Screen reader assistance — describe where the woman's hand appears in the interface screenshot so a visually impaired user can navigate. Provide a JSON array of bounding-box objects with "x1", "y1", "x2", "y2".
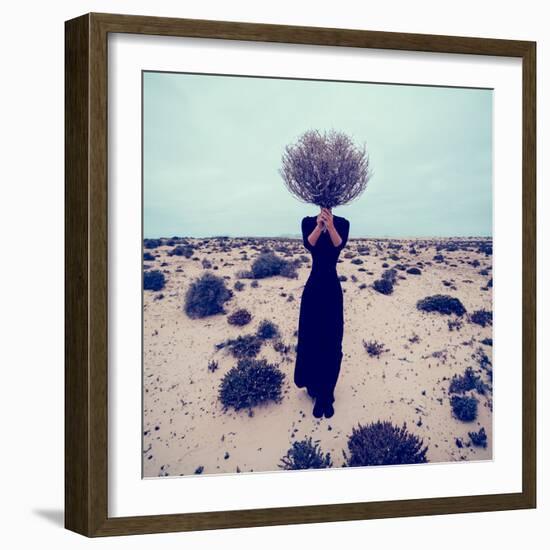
[{"x1": 319, "y1": 208, "x2": 334, "y2": 231}]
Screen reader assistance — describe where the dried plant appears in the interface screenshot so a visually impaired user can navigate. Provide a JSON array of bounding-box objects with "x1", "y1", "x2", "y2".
[
  {"x1": 218, "y1": 358, "x2": 285, "y2": 412},
  {"x1": 343, "y1": 421, "x2": 428, "y2": 466},
  {"x1": 279, "y1": 129, "x2": 372, "y2": 208},
  {"x1": 279, "y1": 437, "x2": 333, "y2": 470}
]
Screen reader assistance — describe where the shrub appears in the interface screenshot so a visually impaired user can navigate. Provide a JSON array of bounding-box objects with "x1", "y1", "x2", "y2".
[
  {"x1": 236, "y1": 269, "x2": 254, "y2": 279},
  {"x1": 143, "y1": 251, "x2": 156, "y2": 262},
  {"x1": 251, "y1": 252, "x2": 297, "y2": 279},
  {"x1": 382, "y1": 268, "x2": 398, "y2": 284},
  {"x1": 218, "y1": 358, "x2": 285, "y2": 412},
  {"x1": 234, "y1": 280, "x2": 245, "y2": 291},
  {"x1": 257, "y1": 319, "x2": 279, "y2": 340},
  {"x1": 227, "y1": 309, "x2": 252, "y2": 326},
  {"x1": 279, "y1": 260, "x2": 299, "y2": 279},
  {"x1": 448, "y1": 318, "x2": 463, "y2": 331},
  {"x1": 478, "y1": 242, "x2": 493, "y2": 256},
  {"x1": 279, "y1": 438, "x2": 333, "y2": 470},
  {"x1": 343, "y1": 421, "x2": 428, "y2": 466},
  {"x1": 469, "y1": 309, "x2": 493, "y2": 327},
  {"x1": 468, "y1": 427, "x2": 488, "y2": 448},
  {"x1": 143, "y1": 270, "x2": 166, "y2": 291},
  {"x1": 220, "y1": 334, "x2": 263, "y2": 358},
  {"x1": 406, "y1": 267, "x2": 421, "y2": 275},
  {"x1": 184, "y1": 272, "x2": 232, "y2": 318},
  {"x1": 363, "y1": 340, "x2": 386, "y2": 357},
  {"x1": 144, "y1": 238, "x2": 162, "y2": 249},
  {"x1": 473, "y1": 347, "x2": 492, "y2": 371},
  {"x1": 207, "y1": 360, "x2": 219, "y2": 373},
  {"x1": 273, "y1": 339, "x2": 291, "y2": 354},
  {"x1": 351, "y1": 258, "x2": 364, "y2": 265},
  {"x1": 416, "y1": 294, "x2": 466, "y2": 316},
  {"x1": 373, "y1": 278, "x2": 393, "y2": 295},
  {"x1": 449, "y1": 367, "x2": 486, "y2": 395},
  {"x1": 201, "y1": 258, "x2": 212, "y2": 269},
  {"x1": 169, "y1": 244, "x2": 194, "y2": 258},
  {"x1": 450, "y1": 395, "x2": 478, "y2": 422}
]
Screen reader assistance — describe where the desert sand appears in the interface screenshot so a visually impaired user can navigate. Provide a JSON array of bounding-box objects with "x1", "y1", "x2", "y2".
[{"x1": 143, "y1": 236, "x2": 493, "y2": 477}]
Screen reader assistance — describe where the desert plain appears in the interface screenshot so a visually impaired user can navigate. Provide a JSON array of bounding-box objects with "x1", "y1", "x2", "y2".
[{"x1": 143, "y1": 235, "x2": 493, "y2": 478}]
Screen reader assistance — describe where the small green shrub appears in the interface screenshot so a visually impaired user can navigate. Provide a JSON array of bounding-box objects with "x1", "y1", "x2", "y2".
[
  {"x1": 143, "y1": 251, "x2": 156, "y2": 262},
  {"x1": 449, "y1": 367, "x2": 486, "y2": 395},
  {"x1": 184, "y1": 272, "x2": 232, "y2": 318},
  {"x1": 144, "y1": 238, "x2": 162, "y2": 249},
  {"x1": 257, "y1": 319, "x2": 279, "y2": 340},
  {"x1": 143, "y1": 270, "x2": 165, "y2": 291},
  {"x1": 251, "y1": 252, "x2": 296, "y2": 279},
  {"x1": 169, "y1": 244, "x2": 194, "y2": 258},
  {"x1": 382, "y1": 268, "x2": 398, "y2": 284},
  {"x1": 279, "y1": 437, "x2": 333, "y2": 470},
  {"x1": 468, "y1": 427, "x2": 488, "y2": 448},
  {"x1": 207, "y1": 360, "x2": 218, "y2": 372},
  {"x1": 373, "y1": 278, "x2": 393, "y2": 295},
  {"x1": 363, "y1": 340, "x2": 386, "y2": 357},
  {"x1": 234, "y1": 280, "x2": 245, "y2": 291},
  {"x1": 448, "y1": 318, "x2": 463, "y2": 331},
  {"x1": 218, "y1": 357, "x2": 285, "y2": 412},
  {"x1": 417, "y1": 294, "x2": 466, "y2": 316},
  {"x1": 343, "y1": 421, "x2": 428, "y2": 466},
  {"x1": 469, "y1": 309, "x2": 493, "y2": 327},
  {"x1": 406, "y1": 267, "x2": 422, "y2": 275},
  {"x1": 227, "y1": 309, "x2": 252, "y2": 326},
  {"x1": 220, "y1": 334, "x2": 263, "y2": 358},
  {"x1": 450, "y1": 395, "x2": 478, "y2": 422}
]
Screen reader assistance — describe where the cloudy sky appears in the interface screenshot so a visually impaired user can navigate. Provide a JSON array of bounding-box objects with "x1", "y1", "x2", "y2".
[{"x1": 143, "y1": 71, "x2": 492, "y2": 238}]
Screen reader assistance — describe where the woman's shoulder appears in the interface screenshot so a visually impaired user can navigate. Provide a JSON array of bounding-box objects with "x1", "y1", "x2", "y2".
[{"x1": 334, "y1": 215, "x2": 350, "y2": 226}]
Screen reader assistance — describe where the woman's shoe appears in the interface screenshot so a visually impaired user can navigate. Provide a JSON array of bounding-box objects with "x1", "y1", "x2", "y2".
[
  {"x1": 324, "y1": 402, "x2": 334, "y2": 418},
  {"x1": 312, "y1": 400, "x2": 324, "y2": 418}
]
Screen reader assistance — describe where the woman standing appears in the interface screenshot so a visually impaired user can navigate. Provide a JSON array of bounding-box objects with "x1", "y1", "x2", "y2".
[{"x1": 294, "y1": 206, "x2": 350, "y2": 418}]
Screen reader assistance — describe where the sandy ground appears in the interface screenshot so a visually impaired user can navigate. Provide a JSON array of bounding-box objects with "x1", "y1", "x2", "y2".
[{"x1": 143, "y1": 236, "x2": 493, "y2": 478}]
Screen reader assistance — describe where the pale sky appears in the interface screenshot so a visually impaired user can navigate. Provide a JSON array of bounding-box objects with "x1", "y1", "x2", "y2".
[{"x1": 143, "y1": 71, "x2": 492, "y2": 238}]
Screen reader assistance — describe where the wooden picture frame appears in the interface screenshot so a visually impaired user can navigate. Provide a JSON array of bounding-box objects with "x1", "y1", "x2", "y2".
[{"x1": 65, "y1": 12, "x2": 536, "y2": 537}]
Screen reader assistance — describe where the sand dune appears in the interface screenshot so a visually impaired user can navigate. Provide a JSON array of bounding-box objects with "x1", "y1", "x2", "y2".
[{"x1": 143, "y1": 236, "x2": 493, "y2": 478}]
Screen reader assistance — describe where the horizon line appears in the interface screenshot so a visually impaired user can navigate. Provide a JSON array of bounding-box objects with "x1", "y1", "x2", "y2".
[{"x1": 143, "y1": 235, "x2": 493, "y2": 240}]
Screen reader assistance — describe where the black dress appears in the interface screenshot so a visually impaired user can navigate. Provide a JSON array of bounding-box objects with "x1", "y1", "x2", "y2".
[{"x1": 294, "y1": 214, "x2": 350, "y2": 406}]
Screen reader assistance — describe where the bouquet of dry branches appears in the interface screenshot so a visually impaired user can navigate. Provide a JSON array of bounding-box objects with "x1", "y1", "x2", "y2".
[{"x1": 279, "y1": 129, "x2": 372, "y2": 209}]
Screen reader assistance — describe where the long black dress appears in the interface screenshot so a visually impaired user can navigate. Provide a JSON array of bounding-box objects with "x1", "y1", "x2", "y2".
[{"x1": 294, "y1": 214, "x2": 350, "y2": 406}]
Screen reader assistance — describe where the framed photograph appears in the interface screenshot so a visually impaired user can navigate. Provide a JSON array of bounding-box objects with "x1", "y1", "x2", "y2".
[{"x1": 65, "y1": 12, "x2": 536, "y2": 537}]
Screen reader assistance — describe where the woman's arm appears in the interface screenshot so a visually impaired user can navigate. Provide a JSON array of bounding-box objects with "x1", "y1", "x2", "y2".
[
  {"x1": 302, "y1": 216, "x2": 323, "y2": 250},
  {"x1": 307, "y1": 222, "x2": 323, "y2": 248},
  {"x1": 326, "y1": 224, "x2": 343, "y2": 248},
  {"x1": 321, "y1": 209, "x2": 347, "y2": 248}
]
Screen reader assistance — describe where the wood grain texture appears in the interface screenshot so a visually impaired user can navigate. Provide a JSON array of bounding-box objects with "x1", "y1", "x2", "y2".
[
  {"x1": 65, "y1": 13, "x2": 90, "y2": 535},
  {"x1": 64, "y1": 12, "x2": 537, "y2": 537}
]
